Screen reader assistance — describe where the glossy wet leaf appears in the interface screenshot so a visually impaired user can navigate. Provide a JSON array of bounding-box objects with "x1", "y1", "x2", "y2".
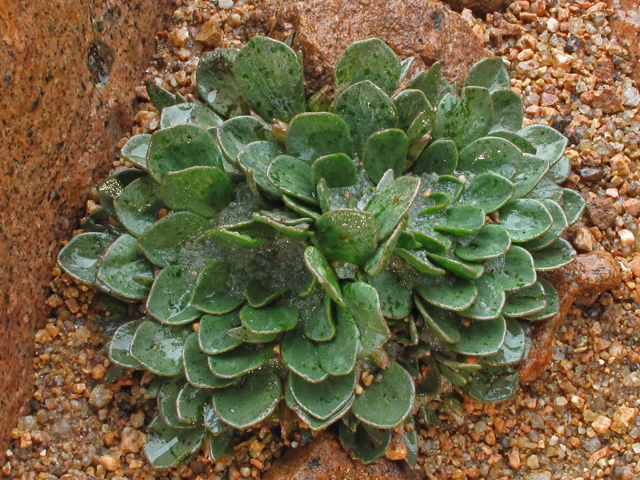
[
  {"x1": 207, "y1": 429, "x2": 235, "y2": 461},
  {"x1": 449, "y1": 315, "x2": 507, "y2": 356},
  {"x1": 464, "y1": 368, "x2": 520, "y2": 403},
  {"x1": 489, "y1": 130, "x2": 536, "y2": 154},
  {"x1": 393, "y1": 89, "x2": 432, "y2": 132},
  {"x1": 143, "y1": 377, "x2": 165, "y2": 400},
  {"x1": 434, "y1": 353, "x2": 482, "y2": 373},
  {"x1": 304, "y1": 246, "x2": 345, "y2": 307},
  {"x1": 114, "y1": 176, "x2": 165, "y2": 237},
  {"x1": 547, "y1": 155, "x2": 571, "y2": 184},
  {"x1": 362, "y1": 129, "x2": 408, "y2": 184},
  {"x1": 511, "y1": 154, "x2": 549, "y2": 199},
  {"x1": 334, "y1": 80, "x2": 398, "y2": 157},
  {"x1": 217, "y1": 116, "x2": 276, "y2": 165},
  {"x1": 208, "y1": 342, "x2": 274, "y2": 378},
  {"x1": 485, "y1": 246, "x2": 537, "y2": 291},
  {"x1": 334, "y1": 38, "x2": 401, "y2": 97},
  {"x1": 176, "y1": 383, "x2": 211, "y2": 424},
  {"x1": 289, "y1": 370, "x2": 357, "y2": 420},
  {"x1": 413, "y1": 139, "x2": 458, "y2": 176},
  {"x1": 97, "y1": 234, "x2": 154, "y2": 300},
  {"x1": 406, "y1": 109, "x2": 435, "y2": 145},
  {"x1": 532, "y1": 237, "x2": 576, "y2": 271},
  {"x1": 283, "y1": 194, "x2": 321, "y2": 220},
  {"x1": 161, "y1": 166, "x2": 234, "y2": 218},
  {"x1": 500, "y1": 199, "x2": 553, "y2": 243},
  {"x1": 237, "y1": 141, "x2": 285, "y2": 199},
  {"x1": 365, "y1": 176, "x2": 420, "y2": 240},
  {"x1": 57, "y1": 232, "x2": 116, "y2": 285},
  {"x1": 503, "y1": 282, "x2": 546, "y2": 317},
  {"x1": 562, "y1": 188, "x2": 586, "y2": 226},
  {"x1": 428, "y1": 252, "x2": 484, "y2": 280},
  {"x1": 365, "y1": 221, "x2": 404, "y2": 276},
  {"x1": 415, "y1": 273, "x2": 478, "y2": 312},
  {"x1": 286, "y1": 112, "x2": 354, "y2": 163},
  {"x1": 243, "y1": 278, "x2": 288, "y2": 308},
  {"x1": 340, "y1": 423, "x2": 392, "y2": 465},
  {"x1": 457, "y1": 136, "x2": 522, "y2": 179},
  {"x1": 146, "y1": 78, "x2": 182, "y2": 110},
  {"x1": 267, "y1": 155, "x2": 316, "y2": 204},
  {"x1": 458, "y1": 172, "x2": 514, "y2": 213},
  {"x1": 311, "y1": 153, "x2": 357, "y2": 191},
  {"x1": 464, "y1": 57, "x2": 510, "y2": 92},
  {"x1": 523, "y1": 278, "x2": 559, "y2": 321},
  {"x1": 147, "y1": 124, "x2": 223, "y2": 182},
  {"x1": 454, "y1": 224, "x2": 511, "y2": 261},
  {"x1": 144, "y1": 416, "x2": 206, "y2": 469},
  {"x1": 482, "y1": 318, "x2": 526, "y2": 366},
  {"x1": 196, "y1": 48, "x2": 249, "y2": 117},
  {"x1": 109, "y1": 319, "x2": 144, "y2": 369},
  {"x1": 131, "y1": 320, "x2": 191, "y2": 376},
  {"x1": 519, "y1": 124, "x2": 568, "y2": 164},
  {"x1": 490, "y1": 88, "x2": 523, "y2": 132},
  {"x1": 281, "y1": 328, "x2": 328, "y2": 383},
  {"x1": 234, "y1": 36, "x2": 305, "y2": 122},
  {"x1": 366, "y1": 268, "x2": 412, "y2": 319},
  {"x1": 139, "y1": 212, "x2": 210, "y2": 267},
  {"x1": 459, "y1": 275, "x2": 505, "y2": 320},
  {"x1": 183, "y1": 333, "x2": 236, "y2": 389},
  {"x1": 198, "y1": 312, "x2": 243, "y2": 354},
  {"x1": 147, "y1": 266, "x2": 201, "y2": 325},
  {"x1": 240, "y1": 304, "x2": 299, "y2": 334},
  {"x1": 252, "y1": 212, "x2": 312, "y2": 239},
  {"x1": 191, "y1": 262, "x2": 245, "y2": 314},
  {"x1": 432, "y1": 87, "x2": 493, "y2": 149},
  {"x1": 314, "y1": 209, "x2": 378, "y2": 264},
  {"x1": 120, "y1": 134, "x2": 151, "y2": 169},
  {"x1": 212, "y1": 368, "x2": 282, "y2": 428},
  {"x1": 317, "y1": 305, "x2": 359, "y2": 375},
  {"x1": 526, "y1": 175, "x2": 564, "y2": 201},
  {"x1": 433, "y1": 205, "x2": 485, "y2": 235},
  {"x1": 286, "y1": 384, "x2": 353, "y2": 431},
  {"x1": 160, "y1": 103, "x2": 223, "y2": 129},
  {"x1": 521, "y1": 199, "x2": 568, "y2": 251},
  {"x1": 226, "y1": 326, "x2": 277, "y2": 343},
  {"x1": 97, "y1": 169, "x2": 146, "y2": 218},
  {"x1": 395, "y1": 248, "x2": 445, "y2": 275},
  {"x1": 342, "y1": 281, "x2": 391, "y2": 355},
  {"x1": 303, "y1": 293, "x2": 335, "y2": 341},
  {"x1": 202, "y1": 403, "x2": 231, "y2": 436},
  {"x1": 352, "y1": 361, "x2": 414, "y2": 428}
]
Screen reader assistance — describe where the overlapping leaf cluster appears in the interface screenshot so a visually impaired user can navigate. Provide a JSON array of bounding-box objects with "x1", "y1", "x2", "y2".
[{"x1": 57, "y1": 36, "x2": 585, "y2": 467}]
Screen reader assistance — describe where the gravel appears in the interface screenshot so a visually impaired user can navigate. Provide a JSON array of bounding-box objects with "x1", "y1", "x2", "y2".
[{"x1": 4, "y1": 0, "x2": 640, "y2": 479}]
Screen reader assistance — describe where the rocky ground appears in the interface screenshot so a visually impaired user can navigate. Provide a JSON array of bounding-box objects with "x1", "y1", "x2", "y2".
[{"x1": 3, "y1": 0, "x2": 640, "y2": 479}]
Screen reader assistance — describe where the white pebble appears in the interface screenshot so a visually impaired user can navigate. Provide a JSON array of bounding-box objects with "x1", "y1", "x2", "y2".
[
  {"x1": 622, "y1": 86, "x2": 640, "y2": 108},
  {"x1": 547, "y1": 18, "x2": 559, "y2": 33},
  {"x1": 618, "y1": 229, "x2": 635, "y2": 247},
  {"x1": 219, "y1": 0, "x2": 234, "y2": 9},
  {"x1": 605, "y1": 188, "x2": 619, "y2": 199}
]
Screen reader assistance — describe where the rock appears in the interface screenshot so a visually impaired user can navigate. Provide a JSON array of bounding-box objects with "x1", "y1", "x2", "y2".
[
  {"x1": 593, "y1": 55, "x2": 614, "y2": 84},
  {"x1": 624, "y1": 198, "x2": 640, "y2": 217},
  {"x1": 622, "y1": 86, "x2": 640, "y2": 107},
  {"x1": 519, "y1": 252, "x2": 621, "y2": 382},
  {"x1": 196, "y1": 18, "x2": 224, "y2": 47},
  {"x1": 586, "y1": 196, "x2": 617, "y2": 229},
  {"x1": 244, "y1": 0, "x2": 487, "y2": 96},
  {"x1": 612, "y1": 407, "x2": 636, "y2": 434},
  {"x1": 120, "y1": 426, "x2": 147, "y2": 453},
  {"x1": 89, "y1": 385, "x2": 114, "y2": 409},
  {"x1": 262, "y1": 431, "x2": 420, "y2": 480},
  {"x1": 578, "y1": 167, "x2": 603, "y2": 182},
  {"x1": 591, "y1": 415, "x2": 612, "y2": 434},
  {"x1": 607, "y1": 0, "x2": 640, "y2": 83},
  {"x1": 170, "y1": 27, "x2": 190, "y2": 48},
  {"x1": 99, "y1": 454, "x2": 120, "y2": 472},
  {"x1": 589, "y1": 87, "x2": 624, "y2": 114},
  {"x1": 571, "y1": 227, "x2": 595, "y2": 252},
  {"x1": 619, "y1": 229, "x2": 636, "y2": 247},
  {"x1": 507, "y1": 449, "x2": 521, "y2": 468},
  {"x1": 441, "y1": 0, "x2": 511, "y2": 15},
  {"x1": 629, "y1": 255, "x2": 640, "y2": 277}
]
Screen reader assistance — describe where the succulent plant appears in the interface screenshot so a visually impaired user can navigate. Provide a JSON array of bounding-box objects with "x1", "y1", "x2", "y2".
[{"x1": 57, "y1": 36, "x2": 585, "y2": 468}]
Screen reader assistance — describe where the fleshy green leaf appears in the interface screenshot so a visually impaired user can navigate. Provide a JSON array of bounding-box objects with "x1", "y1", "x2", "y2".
[
  {"x1": 114, "y1": 176, "x2": 166, "y2": 237},
  {"x1": 511, "y1": 154, "x2": 550, "y2": 199},
  {"x1": 240, "y1": 304, "x2": 299, "y2": 334},
  {"x1": 130, "y1": 320, "x2": 191, "y2": 376},
  {"x1": 191, "y1": 262, "x2": 246, "y2": 315},
  {"x1": 458, "y1": 172, "x2": 514, "y2": 213},
  {"x1": 97, "y1": 169, "x2": 146, "y2": 218},
  {"x1": 342, "y1": 281, "x2": 391, "y2": 355},
  {"x1": 147, "y1": 266, "x2": 201, "y2": 325},
  {"x1": 244, "y1": 278, "x2": 289, "y2": 308},
  {"x1": 311, "y1": 153, "x2": 357, "y2": 191},
  {"x1": 208, "y1": 343, "x2": 274, "y2": 379},
  {"x1": 415, "y1": 273, "x2": 478, "y2": 312},
  {"x1": 503, "y1": 282, "x2": 546, "y2": 317},
  {"x1": 160, "y1": 103, "x2": 223, "y2": 129},
  {"x1": 457, "y1": 136, "x2": 522, "y2": 179},
  {"x1": 526, "y1": 175, "x2": 564, "y2": 201},
  {"x1": 464, "y1": 57, "x2": 510, "y2": 93},
  {"x1": 196, "y1": 49, "x2": 249, "y2": 117},
  {"x1": 395, "y1": 248, "x2": 446, "y2": 275},
  {"x1": 302, "y1": 292, "x2": 336, "y2": 342},
  {"x1": 183, "y1": 333, "x2": 236, "y2": 389},
  {"x1": 523, "y1": 278, "x2": 559, "y2": 320},
  {"x1": 109, "y1": 319, "x2": 144, "y2": 369},
  {"x1": 366, "y1": 268, "x2": 412, "y2": 319},
  {"x1": 120, "y1": 134, "x2": 151, "y2": 170},
  {"x1": 485, "y1": 246, "x2": 537, "y2": 291},
  {"x1": 58, "y1": 232, "x2": 116, "y2": 285},
  {"x1": 413, "y1": 139, "x2": 458, "y2": 176},
  {"x1": 146, "y1": 78, "x2": 182, "y2": 110},
  {"x1": 281, "y1": 328, "x2": 328, "y2": 383},
  {"x1": 340, "y1": 423, "x2": 392, "y2": 465},
  {"x1": 286, "y1": 112, "x2": 354, "y2": 163},
  {"x1": 521, "y1": 199, "x2": 568, "y2": 251},
  {"x1": 365, "y1": 221, "x2": 404, "y2": 276},
  {"x1": 489, "y1": 130, "x2": 536, "y2": 154},
  {"x1": 317, "y1": 305, "x2": 360, "y2": 375},
  {"x1": 234, "y1": 36, "x2": 305, "y2": 122},
  {"x1": 203, "y1": 403, "x2": 231, "y2": 436},
  {"x1": 547, "y1": 155, "x2": 571, "y2": 184},
  {"x1": 286, "y1": 384, "x2": 353, "y2": 431},
  {"x1": 531, "y1": 237, "x2": 576, "y2": 271},
  {"x1": 289, "y1": 370, "x2": 357, "y2": 420},
  {"x1": 267, "y1": 155, "x2": 316, "y2": 205},
  {"x1": 198, "y1": 312, "x2": 243, "y2": 354},
  {"x1": 97, "y1": 234, "x2": 154, "y2": 300},
  {"x1": 428, "y1": 252, "x2": 484, "y2": 280},
  {"x1": 464, "y1": 368, "x2": 520, "y2": 403},
  {"x1": 459, "y1": 275, "x2": 506, "y2": 320},
  {"x1": 304, "y1": 246, "x2": 345, "y2": 307},
  {"x1": 562, "y1": 188, "x2": 586, "y2": 226},
  {"x1": 237, "y1": 141, "x2": 285, "y2": 199},
  {"x1": 490, "y1": 88, "x2": 523, "y2": 132},
  {"x1": 482, "y1": 318, "x2": 527, "y2": 366},
  {"x1": 226, "y1": 326, "x2": 277, "y2": 343},
  {"x1": 362, "y1": 129, "x2": 408, "y2": 184},
  {"x1": 176, "y1": 383, "x2": 212, "y2": 424},
  {"x1": 500, "y1": 199, "x2": 553, "y2": 243},
  {"x1": 144, "y1": 416, "x2": 205, "y2": 469},
  {"x1": 365, "y1": 176, "x2": 421, "y2": 240},
  {"x1": 314, "y1": 209, "x2": 379, "y2": 265},
  {"x1": 449, "y1": 316, "x2": 507, "y2": 356},
  {"x1": 393, "y1": 89, "x2": 432, "y2": 132},
  {"x1": 216, "y1": 116, "x2": 277, "y2": 165},
  {"x1": 454, "y1": 224, "x2": 511, "y2": 261},
  {"x1": 432, "y1": 205, "x2": 485, "y2": 235},
  {"x1": 518, "y1": 124, "x2": 568, "y2": 164}
]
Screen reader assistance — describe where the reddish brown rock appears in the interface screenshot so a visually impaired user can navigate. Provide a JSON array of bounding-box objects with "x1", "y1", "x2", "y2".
[
  {"x1": 0, "y1": 0, "x2": 172, "y2": 454},
  {"x1": 607, "y1": 0, "x2": 640, "y2": 83},
  {"x1": 586, "y1": 195, "x2": 618, "y2": 229},
  {"x1": 444, "y1": 0, "x2": 511, "y2": 15},
  {"x1": 520, "y1": 251, "x2": 622, "y2": 382},
  {"x1": 263, "y1": 431, "x2": 420, "y2": 480},
  {"x1": 245, "y1": 0, "x2": 487, "y2": 96}
]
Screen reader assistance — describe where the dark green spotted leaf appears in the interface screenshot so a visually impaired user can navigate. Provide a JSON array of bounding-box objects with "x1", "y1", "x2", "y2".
[
  {"x1": 365, "y1": 221, "x2": 404, "y2": 276},
  {"x1": 464, "y1": 367, "x2": 520, "y2": 403},
  {"x1": 244, "y1": 278, "x2": 289, "y2": 308},
  {"x1": 464, "y1": 57, "x2": 510, "y2": 92},
  {"x1": 366, "y1": 176, "x2": 420, "y2": 239},
  {"x1": 147, "y1": 266, "x2": 201, "y2": 325},
  {"x1": 226, "y1": 326, "x2": 277, "y2": 343},
  {"x1": 146, "y1": 78, "x2": 183, "y2": 111},
  {"x1": 160, "y1": 103, "x2": 223, "y2": 129},
  {"x1": 562, "y1": 188, "x2": 586, "y2": 226},
  {"x1": 458, "y1": 172, "x2": 514, "y2": 213},
  {"x1": 289, "y1": 370, "x2": 357, "y2": 420},
  {"x1": 283, "y1": 194, "x2": 321, "y2": 220},
  {"x1": 518, "y1": 124, "x2": 568, "y2": 164},
  {"x1": 139, "y1": 212, "x2": 210, "y2": 267},
  {"x1": 527, "y1": 175, "x2": 564, "y2": 202},
  {"x1": 413, "y1": 139, "x2": 458, "y2": 176},
  {"x1": 240, "y1": 304, "x2": 299, "y2": 334},
  {"x1": 366, "y1": 268, "x2": 412, "y2": 319},
  {"x1": 147, "y1": 124, "x2": 223, "y2": 182},
  {"x1": 352, "y1": 361, "x2": 415, "y2": 429},
  {"x1": 459, "y1": 275, "x2": 505, "y2": 321},
  {"x1": 432, "y1": 87, "x2": 493, "y2": 149},
  {"x1": 114, "y1": 176, "x2": 165, "y2": 237},
  {"x1": 314, "y1": 209, "x2": 378, "y2": 265},
  {"x1": 203, "y1": 403, "x2": 231, "y2": 436},
  {"x1": 234, "y1": 36, "x2": 305, "y2": 122},
  {"x1": 143, "y1": 377, "x2": 165, "y2": 400},
  {"x1": 286, "y1": 383, "x2": 353, "y2": 431},
  {"x1": 362, "y1": 129, "x2": 408, "y2": 184},
  {"x1": 57, "y1": 232, "x2": 116, "y2": 285},
  {"x1": 120, "y1": 134, "x2": 151, "y2": 170},
  {"x1": 503, "y1": 282, "x2": 546, "y2": 317},
  {"x1": 267, "y1": 155, "x2": 316, "y2": 204},
  {"x1": 130, "y1": 320, "x2": 191, "y2": 376},
  {"x1": 97, "y1": 169, "x2": 146, "y2": 218},
  {"x1": 183, "y1": 333, "x2": 236, "y2": 389},
  {"x1": 206, "y1": 429, "x2": 234, "y2": 461},
  {"x1": 334, "y1": 38, "x2": 401, "y2": 97},
  {"x1": 237, "y1": 141, "x2": 285, "y2": 199},
  {"x1": 216, "y1": 116, "x2": 277, "y2": 165},
  {"x1": 109, "y1": 319, "x2": 144, "y2": 369},
  {"x1": 395, "y1": 248, "x2": 445, "y2": 275},
  {"x1": 161, "y1": 166, "x2": 234, "y2": 218},
  {"x1": 304, "y1": 246, "x2": 345, "y2": 307},
  {"x1": 415, "y1": 273, "x2": 478, "y2": 312},
  {"x1": 454, "y1": 224, "x2": 511, "y2": 261},
  {"x1": 406, "y1": 108, "x2": 435, "y2": 145},
  {"x1": 342, "y1": 281, "x2": 391, "y2": 355},
  {"x1": 531, "y1": 237, "x2": 576, "y2": 272},
  {"x1": 488, "y1": 130, "x2": 536, "y2": 154},
  {"x1": 490, "y1": 88, "x2": 523, "y2": 132},
  {"x1": 334, "y1": 80, "x2": 398, "y2": 157},
  {"x1": 482, "y1": 318, "x2": 526, "y2": 366},
  {"x1": 340, "y1": 423, "x2": 392, "y2": 465},
  {"x1": 449, "y1": 316, "x2": 507, "y2": 356},
  {"x1": 311, "y1": 153, "x2": 358, "y2": 191},
  {"x1": 213, "y1": 368, "x2": 282, "y2": 428},
  {"x1": 97, "y1": 234, "x2": 154, "y2": 300},
  {"x1": 303, "y1": 292, "x2": 335, "y2": 342},
  {"x1": 252, "y1": 211, "x2": 313, "y2": 239},
  {"x1": 512, "y1": 154, "x2": 549, "y2": 199},
  {"x1": 208, "y1": 343, "x2": 274, "y2": 379},
  {"x1": 500, "y1": 199, "x2": 553, "y2": 243},
  {"x1": 521, "y1": 199, "x2": 568, "y2": 251},
  {"x1": 547, "y1": 155, "x2": 571, "y2": 185},
  {"x1": 457, "y1": 136, "x2": 522, "y2": 179},
  {"x1": 433, "y1": 353, "x2": 482, "y2": 373},
  {"x1": 144, "y1": 416, "x2": 205, "y2": 469},
  {"x1": 485, "y1": 246, "x2": 537, "y2": 292},
  {"x1": 191, "y1": 262, "x2": 245, "y2": 315},
  {"x1": 393, "y1": 89, "x2": 432, "y2": 132},
  {"x1": 419, "y1": 63, "x2": 441, "y2": 105},
  {"x1": 523, "y1": 278, "x2": 559, "y2": 321},
  {"x1": 196, "y1": 49, "x2": 249, "y2": 117},
  {"x1": 432, "y1": 205, "x2": 485, "y2": 235},
  {"x1": 317, "y1": 305, "x2": 360, "y2": 376},
  {"x1": 286, "y1": 112, "x2": 354, "y2": 163},
  {"x1": 176, "y1": 383, "x2": 211, "y2": 424},
  {"x1": 198, "y1": 312, "x2": 243, "y2": 354},
  {"x1": 281, "y1": 328, "x2": 328, "y2": 383}
]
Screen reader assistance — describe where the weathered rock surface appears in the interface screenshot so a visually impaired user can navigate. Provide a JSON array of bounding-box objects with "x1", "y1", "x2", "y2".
[
  {"x1": 263, "y1": 431, "x2": 420, "y2": 480},
  {"x1": 607, "y1": 0, "x2": 640, "y2": 83},
  {"x1": 519, "y1": 251, "x2": 622, "y2": 382},
  {"x1": 586, "y1": 195, "x2": 618, "y2": 229},
  {"x1": 245, "y1": 0, "x2": 487, "y2": 96},
  {"x1": 0, "y1": 0, "x2": 172, "y2": 454},
  {"x1": 444, "y1": 0, "x2": 511, "y2": 16}
]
